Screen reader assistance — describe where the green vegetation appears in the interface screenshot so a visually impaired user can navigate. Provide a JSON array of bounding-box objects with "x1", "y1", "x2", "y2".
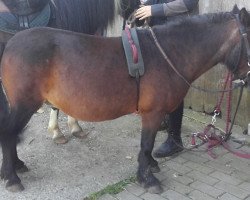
[{"x1": 84, "y1": 176, "x2": 137, "y2": 200}]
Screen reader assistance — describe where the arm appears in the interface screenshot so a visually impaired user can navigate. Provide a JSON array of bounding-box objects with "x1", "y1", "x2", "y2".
[{"x1": 135, "y1": 0, "x2": 198, "y2": 20}]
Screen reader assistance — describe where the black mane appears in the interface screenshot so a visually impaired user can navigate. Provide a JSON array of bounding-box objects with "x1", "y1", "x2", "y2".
[
  {"x1": 160, "y1": 11, "x2": 235, "y2": 32},
  {"x1": 2, "y1": 0, "x2": 140, "y2": 35},
  {"x1": 51, "y1": 0, "x2": 117, "y2": 34}
]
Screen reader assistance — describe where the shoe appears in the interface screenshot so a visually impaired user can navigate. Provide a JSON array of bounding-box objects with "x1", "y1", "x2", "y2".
[{"x1": 153, "y1": 135, "x2": 183, "y2": 158}]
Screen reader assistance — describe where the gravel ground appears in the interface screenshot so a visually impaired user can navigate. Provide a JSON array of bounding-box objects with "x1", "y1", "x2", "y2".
[{"x1": 0, "y1": 106, "x2": 246, "y2": 200}]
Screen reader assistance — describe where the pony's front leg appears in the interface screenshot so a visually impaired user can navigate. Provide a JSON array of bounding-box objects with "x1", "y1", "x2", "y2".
[
  {"x1": 67, "y1": 116, "x2": 87, "y2": 139},
  {"x1": 1, "y1": 136, "x2": 24, "y2": 192},
  {"x1": 137, "y1": 112, "x2": 164, "y2": 194},
  {"x1": 48, "y1": 107, "x2": 68, "y2": 144}
]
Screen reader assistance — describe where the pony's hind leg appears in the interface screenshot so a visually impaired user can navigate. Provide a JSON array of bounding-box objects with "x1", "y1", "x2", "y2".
[
  {"x1": 48, "y1": 108, "x2": 86, "y2": 144},
  {"x1": 1, "y1": 136, "x2": 24, "y2": 192},
  {"x1": 14, "y1": 145, "x2": 29, "y2": 173},
  {"x1": 67, "y1": 116, "x2": 87, "y2": 139},
  {"x1": 0, "y1": 105, "x2": 35, "y2": 192},
  {"x1": 137, "y1": 112, "x2": 165, "y2": 194},
  {"x1": 48, "y1": 107, "x2": 68, "y2": 144}
]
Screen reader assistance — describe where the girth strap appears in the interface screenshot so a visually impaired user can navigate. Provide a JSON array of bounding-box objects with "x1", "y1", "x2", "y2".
[
  {"x1": 122, "y1": 27, "x2": 145, "y2": 111},
  {"x1": 122, "y1": 27, "x2": 145, "y2": 77}
]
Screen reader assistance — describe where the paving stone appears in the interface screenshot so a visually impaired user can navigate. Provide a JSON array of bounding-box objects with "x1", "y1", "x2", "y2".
[
  {"x1": 125, "y1": 183, "x2": 145, "y2": 196},
  {"x1": 188, "y1": 189, "x2": 217, "y2": 200},
  {"x1": 161, "y1": 189, "x2": 191, "y2": 200},
  {"x1": 99, "y1": 194, "x2": 117, "y2": 200},
  {"x1": 159, "y1": 164, "x2": 171, "y2": 173},
  {"x1": 115, "y1": 190, "x2": 142, "y2": 200},
  {"x1": 109, "y1": 112, "x2": 250, "y2": 200},
  {"x1": 164, "y1": 160, "x2": 193, "y2": 174},
  {"x1": 186, "y1": 170, "x2": 219, "y2": 186},
  {"x1": 140, "y1": 193, "x2": 168, "y2": 200},
  {"x1": 183, "y1": 161, "x2": 214, "y2": 174},
  {"x1": 212, "y1": 154, "x2": 234, "y2": 165},
  {"x1": 155, "y1": 171, "x2": 170, "y2": 182},
  {"x1": 230, "y1": 170, "x2": 250, "y2": 182},
  {"x1": 162, "y1": 178, "x2": 194, "y2": 195},
  {"x1": 238, "y1": 182, "x2": 250, "y2": 191},
  {"x1": 163, "y1": 169, "x2": 194, "y2": 185},
  {"x1": 170, "y1": 156, "x2": 188, "y2": 164},
  {"x1": 218, "y1": 193, "x2": 241, "y2": 200},
  {"x1": 230, "y1": 160, "x2": 250, "y2": 175},
  {"x1": 192, "y1": 147, "x2": 228, "y2": 160},
  {"x1": 221, "y1": 148, "x2": 250, "y2": 165},
  {"x1": 204, "y1": 160, "x2": 234, "y2": 174},
  {"x1": 214, "y1": 181, "x2": 250, "y2": 199},
  {"x1": 190, "y1": 181, "x2": 224, "y2": 198},
  {"x1": 209, "y1": 171, "x2": 243, "y2": 185},
  {"x1": 180, "y1": 152, "x2": 209, "y2": 164}
]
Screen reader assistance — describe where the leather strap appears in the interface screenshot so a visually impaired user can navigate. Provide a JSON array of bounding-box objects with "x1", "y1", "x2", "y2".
[{"x1": 122, "y1": 27, "x2": 145, "y2": 77}]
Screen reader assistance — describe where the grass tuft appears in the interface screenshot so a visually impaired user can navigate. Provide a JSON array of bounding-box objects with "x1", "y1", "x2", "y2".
[{"x1": 84, "y1": 176, "x2": 137, "y2": 200}]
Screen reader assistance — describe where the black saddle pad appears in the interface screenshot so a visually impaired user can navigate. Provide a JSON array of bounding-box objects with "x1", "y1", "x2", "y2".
[{"x1": 0, "y1": 3, "x2": 50, "y2": 34}]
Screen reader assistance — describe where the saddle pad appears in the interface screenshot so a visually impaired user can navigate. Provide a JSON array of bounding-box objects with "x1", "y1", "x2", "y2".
[
  {"x1": 122, "y1": 28, "x2": 145, "y2": 77},
  {"x1": 0, "y1": 3, "x2": 51, "y2": 34}
]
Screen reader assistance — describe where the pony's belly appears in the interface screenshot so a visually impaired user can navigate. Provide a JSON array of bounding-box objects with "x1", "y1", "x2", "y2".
[
  {"x1": 64, "y1": 102, "x2": 134, "y2": 122},
  {"x1": 47, "y1": 90, "x2": 137, "y2": 122}
]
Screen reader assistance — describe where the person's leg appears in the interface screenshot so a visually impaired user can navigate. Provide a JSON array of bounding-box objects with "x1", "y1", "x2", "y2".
[{"x1": 153, "y1": 101, "x2": 184, "y2": 158}]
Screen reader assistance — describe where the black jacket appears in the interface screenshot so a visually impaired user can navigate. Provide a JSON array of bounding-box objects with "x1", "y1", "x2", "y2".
[{"x1": 145, "y1": 0, "x2": 199, "y2": 26}]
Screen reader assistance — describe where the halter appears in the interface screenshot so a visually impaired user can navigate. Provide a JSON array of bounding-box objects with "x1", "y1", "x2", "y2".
[{"x1": 234, "y1": 13, "x2": 250, "y2": 78}]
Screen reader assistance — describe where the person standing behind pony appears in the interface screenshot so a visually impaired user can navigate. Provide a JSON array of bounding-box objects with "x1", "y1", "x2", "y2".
[{"x1": 135, "y1": 0, "x2": 199, "y2": 158}]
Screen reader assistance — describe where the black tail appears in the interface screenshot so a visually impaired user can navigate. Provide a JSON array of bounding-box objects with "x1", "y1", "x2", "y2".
[
  {"x1": 0, "y1": 42, "x2": 6, "y2": 62},
  {"x1": 0, "y1": 81, "x2": 35, "y2": 143},
  {"x1": 0, "y1": 81, "x2": 11, "y2": 141}
]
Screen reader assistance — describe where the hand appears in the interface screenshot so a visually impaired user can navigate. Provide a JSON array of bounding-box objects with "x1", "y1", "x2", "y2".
[{"x1": 135, "y1": 5, "x2": 152, "y2": 20}]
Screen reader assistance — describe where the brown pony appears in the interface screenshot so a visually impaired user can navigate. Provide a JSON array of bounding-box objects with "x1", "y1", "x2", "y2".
[
  {"x1": 0, "y1": 5, "x2": 250, "y2": 194},
  {"x1": 0, "y1": 0, "x2": 141, "y2": 144}
]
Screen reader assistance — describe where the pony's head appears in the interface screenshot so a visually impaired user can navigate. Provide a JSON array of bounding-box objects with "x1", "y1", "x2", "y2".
[
  {"x1": 225, "y1": 5, "x2": 250, "y2": 83},
  {"x1": 2, "y1": 0, "x2": 49, "y2": 15}
]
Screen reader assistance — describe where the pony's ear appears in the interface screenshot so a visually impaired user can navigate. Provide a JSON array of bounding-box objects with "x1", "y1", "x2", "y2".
[
  {"x1": 239, "y1": 8, "x2": 250, "y2": 28},
  {"x1": 232, "y1": 4, "x2": 240, "y2": 14}
]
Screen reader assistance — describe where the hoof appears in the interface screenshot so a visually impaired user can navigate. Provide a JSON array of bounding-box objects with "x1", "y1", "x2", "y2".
[
  {"x1": 147, "y1": 185, "x2": 163, "y2": 194},
  {"x1": 36, "y1": 108, "x2": 44, "y2": 114},
  {"x1": 53, "y1": 135, "x2": 68, "y2": 144},
  {"x1": 72, "y1": 131, "x2": 87, "y2": 139},
  {"x1": 16, "y1": 165, "x2": 29, "y2": 173},
  {"x1": 150, "y1": 165, "x2": 160, "y2": 173},
  {"x1": 6, "y1": 182, "x2": 24, "y2": 192}
]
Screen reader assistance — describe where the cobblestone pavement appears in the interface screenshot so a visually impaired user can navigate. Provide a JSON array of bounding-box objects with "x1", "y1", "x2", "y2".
[{"x1": 102, "y1": 110, "x2": 250, "y2": 200}]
